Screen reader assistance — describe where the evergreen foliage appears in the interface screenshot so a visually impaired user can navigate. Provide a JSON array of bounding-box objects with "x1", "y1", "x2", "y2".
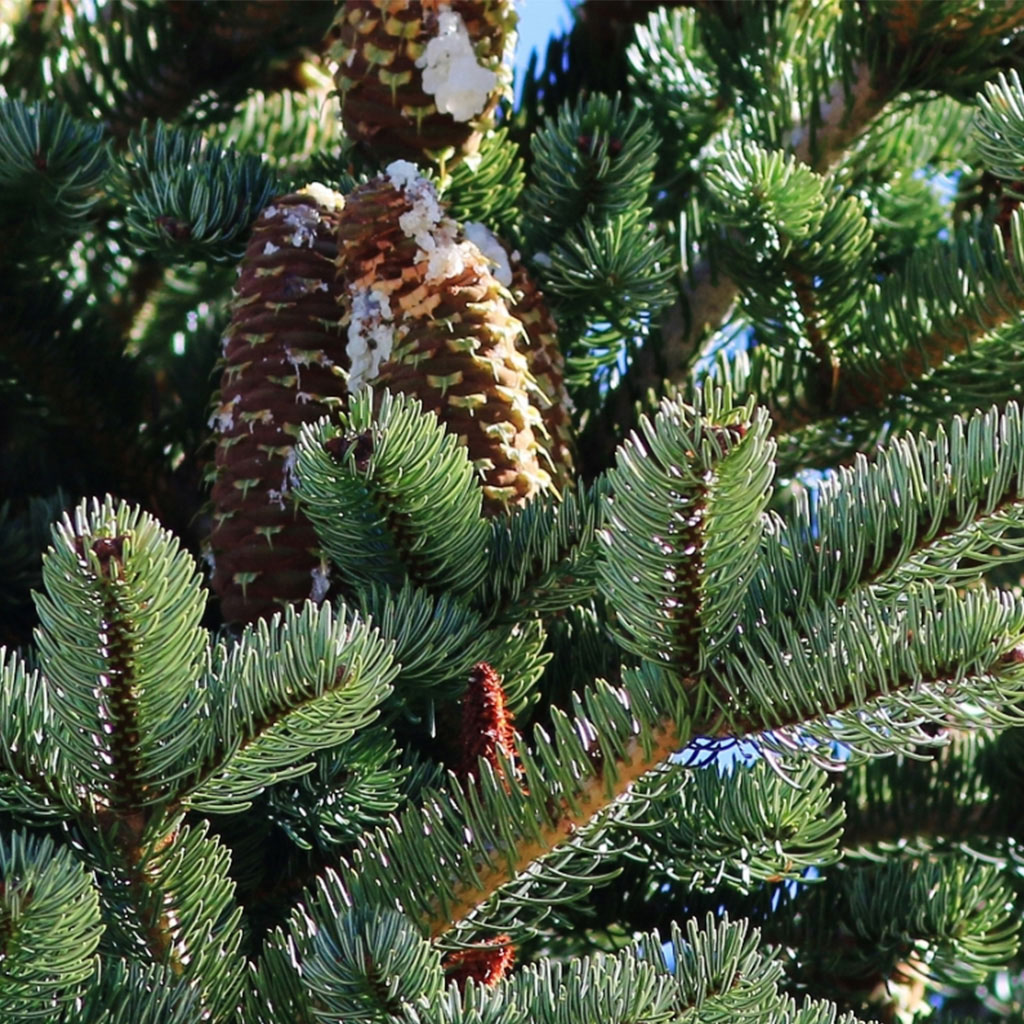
[{"x1": 6, "y1": 1, "x2": 1024, "y2": 1021}]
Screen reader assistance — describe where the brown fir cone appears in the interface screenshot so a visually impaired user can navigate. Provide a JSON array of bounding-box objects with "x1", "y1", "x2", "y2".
[
  {"x1": 507, "y1": 253, "x2": 576, "y2": 491},
  {"x1": 326, "y1": 0, "x2": 516, "y2": 167},
  {"x1": 336, "y1": 162, "x2": 552, "y2": 512},
  {"x1": 457, "y1": 221, "x2": 576, "y2": 492},
  {"x1": 207, "y1": 184, "x2": 348, "y2": 625},
  {"x1": 443, "y1": 935, "x2": 515, "y2": 990},
  {"x1": 458, "y1": 662, "x2": 520, "y2": 789}
]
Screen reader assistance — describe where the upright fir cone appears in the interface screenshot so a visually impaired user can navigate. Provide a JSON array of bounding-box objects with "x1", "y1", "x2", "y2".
[
  {"x1": 507, "y1": 255, "x2": 576, "y2": 491},
  {"x1": 207, "y1": 184, "x2": 348, "y2": 625},
  {"x1": 458, "y1": 662, "x2": 520, "y2": 790},
  {"x1": 336, "y1": 163, "x2": 553, "y2": 512},
  {"x1": 457, "y1": 221, "x2": 576, "y2": 491},
  {"x1": 456, "y1": 220, "x2": 576, "y2": 492},
  {"x1": 326, "y1": 0, "x2": 516, "y2": 167},
  {"x1": 442, "y1": 936, "x2": 515, "y2": 990}
]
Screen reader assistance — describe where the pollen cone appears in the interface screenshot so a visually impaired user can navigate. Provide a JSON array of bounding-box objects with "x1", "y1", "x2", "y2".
[
  {"x1": 326, "y1": 0, "x2": 516, "y2": 167},
  {"x1": 443, "y1": 935, "x2": 515, "y2": 990},
  {"x1": 207, "y1": 184, "x2": 348, "y2": 625}
]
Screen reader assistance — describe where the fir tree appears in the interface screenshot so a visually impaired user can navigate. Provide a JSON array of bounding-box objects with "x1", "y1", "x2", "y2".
[{"x1": 6, "y1": 1, "x2": 1024, "y2": 1021}]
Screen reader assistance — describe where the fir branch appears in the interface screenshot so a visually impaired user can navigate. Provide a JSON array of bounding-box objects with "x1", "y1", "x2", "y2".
[
  {"x1": 112, "y1": 122, "x2": 278, "y2": 264},
  {"x1": 750, "y1": 219, "x2": 1024, "y2": 443},
  {"x1": 33, "y1": 499, "x2": 209, "y2": 813},
  {"x1": 210, "y1": 80, "x2": 341, "y2": 184},
  {"x1": 835, "y1": 734, "x2": 1012, "y2": 855},
  {"x1": 749, "y1": 403, "x2": 1024, "y2": 626},
  {"x1": 653, "y1": 58, "x2": 888, "y2": 391},
  {"x1": 599, "y1": 392, "x2": 771, "y2": 672},
  {"x1": 831, "y1": 224, "x2": 1024, "y2": 417},
  {"x1": 0, "y1": 831, "x2": 103, "y2": 1021},
  {"x1": 187, "y1": 601, "x2": 396, "y2": 815},
  {"x1": 767, "y1": 323, "x2": 1024, "y2": 476},
  {"x1": 52, "y1": 0, "x2": 334, "y2": 141},
  {"x1": 11, "y1": 2, "x2": 1024, "y2": 1017},
  {"x1": 245, "y1": 928, "x2": 316, "y2": 1024},
  {"x1": 712, "y1": 586, "x2": 1024, "y2": 754},
  {"x1": 325, "y1": 663, "x2": 692, "y2": 944},
  {"x1": 629, "y1": 759, "x2": 845, "y2": 893},
  {"x1": 355, "y1": 582, "x2": 545, "y2": 715},
  {"x1": 789, "y1": 264, "x2": 838, "y2": 403},
  {"x1": 625, "y1": 7, "x2": 724, "y2": 200},
  {"x1": 90, "y1": 820, "x2": 246, "y2": 1019},
  {"x1": 782, "y1": 858, "x2": 1019, "y2": 991},
  {"x1": 66, "y1": 959, "x2": 203, "y2": 1024},
  {"x1": 439, "y1": 127, "x2": 525, "y2": 231},
  {"x1": 296, "y1": 392, "x2": 490, "y2": 598},
  {"x1": 521, "y1": 93, "x2": 657, "y2": 253},
  {"x1": 477, "y1": 479, "x2": 606, "y2": 619},
  {"x1": 295, "y1": 907, "x2": 445, "y2": 1023},
  {"x1": 305, "y1": 413, "x2": 1024, "y2": 947},
  {"x1": 394, "y1": 914, "x2": 857, "y2": 1024},
  {"x1": 0, "y1": 649, "x2": 72, "y2": 821},
  {"x1": 519, "y1": 93, "x2": 675, "y2": 389},
  {"x1": 635, "y1": 914, "x2": 785, "y2": 1023},
  {"x1": 266, "y1": 728, "x2": 410, "y2": 853},
  {"x1": 0, "y1": 98, "x2": 107, "y2": 238},
  {"x1": 425, "y1": 712, "x2": 687, "y2": 939}
]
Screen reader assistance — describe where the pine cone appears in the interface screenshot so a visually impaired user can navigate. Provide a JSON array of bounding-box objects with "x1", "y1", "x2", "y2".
[
  {"x1": 336, "y1": 163, "x2": 552, "y2": 512},
  {"x1": 326, "y1": 0, "x2": 516, "y2": 167},
  {"x1": 207, "y1": 184, "x2": 348, "y2": 625}
]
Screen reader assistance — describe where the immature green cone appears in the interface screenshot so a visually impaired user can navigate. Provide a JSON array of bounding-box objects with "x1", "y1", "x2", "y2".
[
  {"x1": 336, "y1": 162, "x2": 551, "y2": 512},
  {"x1": 327, "y1": 0, "x2": 516, "y2": 167},
  {"x1": 207, "y1": 184, "x2": 347, "y2": 625}
]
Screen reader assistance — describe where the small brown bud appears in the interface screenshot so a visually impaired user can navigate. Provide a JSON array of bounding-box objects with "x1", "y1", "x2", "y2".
[
  {"x1": 325, "y1": 431, "x2": 374, "y2": 471},
  {"x1": 155, "y1": 214, "x2": 192, "y2": 241},
  {"x1": 92, "y1": 536, "x2": 127, "y2": 577}
]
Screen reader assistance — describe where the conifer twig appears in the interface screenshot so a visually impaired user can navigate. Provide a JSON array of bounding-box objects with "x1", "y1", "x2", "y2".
[
  {"x1": 426, "y1": 717, "x2": 687, "y2": 938},
  {"x1": 659, "y1": 60, "x2": 889, "y2": 385}
]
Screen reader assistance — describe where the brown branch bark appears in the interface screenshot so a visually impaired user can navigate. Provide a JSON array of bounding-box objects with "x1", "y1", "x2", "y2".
[
  {"x1": 424, "y1": 637, "x2": 1023, "y2": 939},
  {"x1": 426, "y1": 717, "x2": 688, "y2": 939},
  {"x1": 833, "y1": 270, "x2": 1020, "y2": 417}
]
